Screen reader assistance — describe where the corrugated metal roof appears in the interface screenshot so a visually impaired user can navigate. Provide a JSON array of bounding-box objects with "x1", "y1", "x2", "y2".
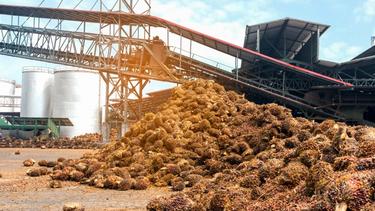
[
  {"x1": 353, "y1": 45, "x2": 375, "y2": 60},
  {"x1": 244, "y1": 18, "x2": 329, "y2": 60}
]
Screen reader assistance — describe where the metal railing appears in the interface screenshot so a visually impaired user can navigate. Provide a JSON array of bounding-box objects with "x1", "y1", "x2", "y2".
[
  {"x1": 168, "y1": 46, "x2": 234, "y2": 72},
  {"x1": 343, "y1": 79, "x2": 375, "y2": 87},
  {"x1": 0, "y1": 95, "x2": 21, "y2": 108}
]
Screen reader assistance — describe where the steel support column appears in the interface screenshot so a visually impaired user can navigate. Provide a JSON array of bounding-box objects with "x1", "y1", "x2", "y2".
[{"x1": 99, "y1": 0, "x2": 151, "y2": 140}]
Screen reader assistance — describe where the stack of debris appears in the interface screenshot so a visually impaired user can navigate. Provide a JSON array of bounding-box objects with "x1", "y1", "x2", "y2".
[
  {"x1": 0, "y1": 133, "x2": 103, "y2": 149},
  {"x1": 148, "y1": 118, "x2": 375, "y2": 210},
  {"x1": 27, "y1": 79, "x2": 375, "y2": 210}
]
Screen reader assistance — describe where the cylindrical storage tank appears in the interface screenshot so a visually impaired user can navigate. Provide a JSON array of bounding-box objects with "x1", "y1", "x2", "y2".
[
  {"x1": 52, "y1": 69, "x2": 101, "y2": 137},
  {"x1": 0, "y1": 79, "x2": 16, "y2": 112},
  {"x1": 21, "y1": 67, "x2": 54, "y2": 117}
]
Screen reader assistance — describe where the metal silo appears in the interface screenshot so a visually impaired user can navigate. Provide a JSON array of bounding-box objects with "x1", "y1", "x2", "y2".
[
  {"x1": 20, "y1": 67, "x2": 54, "y2": 117},
  {"x1": 0, "y1": 79, "x2": 16, "y2": 112},
  {"x1": 52, "y1": 69, "x2": 101, "y2": 137}
]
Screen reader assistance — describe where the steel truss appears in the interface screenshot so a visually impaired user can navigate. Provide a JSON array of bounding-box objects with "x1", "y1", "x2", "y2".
[
  {"x1": 344, "y1": 79, "x2": 375, "y2": 87},
  {"x1": 0, "y1": 24, "x2": 177, "y2": 81},
  {"x1": 98, "y1": 0, "x2": 152, "y2": 139},
  {"x1": 289, "y1": 60, "x2": 375, "y2": 89},
  {"x1": 238, "y1": 69, "x2": 319, "y2": 91},
  {"x1": 0, "y1": 0, "x2": 172, "y2": 139}
]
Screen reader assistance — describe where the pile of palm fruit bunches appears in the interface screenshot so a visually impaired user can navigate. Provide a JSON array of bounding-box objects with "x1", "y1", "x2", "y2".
[{"x1": 23, "y1": 79, "x2": 375, "y2": 211}]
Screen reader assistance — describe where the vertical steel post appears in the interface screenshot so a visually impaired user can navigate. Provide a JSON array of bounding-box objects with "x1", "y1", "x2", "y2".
[
  {"x1": 235, "y1": 52, "x2": 239, "y2": 80},
  {"x1": 167, "y1": 30, "x2": 170, "y2": 47},
  {"x1": 283, "y1": 29, "x2": 286, "y2": 58},
  {"x1": 179, "y1": 34, "x2": 183, "y2": 68},
  {"x1": 122, "y1": 77, "x2": 129, "y2": 137},
  {"x1": 316, "y1": 27, "x2": 320, "y2": 63},
  {"x1": 189, "y1": 40, "x2": 192, "y2": 58},
  {"x1": 103, "y1": 72, "x2": 110, "y2": 142},
  {"x1": 138, "y1": 79, "x2": 143, "y2": 119},
  {"x1": 256, "y1": 27, "x2": 260, "y2": 52},
  {"x1": 282, "y1": 70, "x2": 286, "y2": 96}
]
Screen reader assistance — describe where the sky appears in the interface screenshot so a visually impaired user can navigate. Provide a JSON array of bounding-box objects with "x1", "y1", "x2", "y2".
[{"x1": 0, "y1": 0, "x2": 374, "y2": 89}]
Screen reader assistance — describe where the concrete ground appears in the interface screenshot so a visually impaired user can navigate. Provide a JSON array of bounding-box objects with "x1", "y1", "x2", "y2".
[{"x1": 0, "y1": 148, "x2": 170, "y2": 211}]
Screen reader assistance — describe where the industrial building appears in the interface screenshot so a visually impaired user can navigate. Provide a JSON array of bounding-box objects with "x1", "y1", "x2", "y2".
[
  {"x1": 0, "y1": 66, "x2": 174, "y2": 139},
  {"x1": 0, "y1": 79, "x2": 20, "y2": 112},
  {"x1": 0, "y1": 4, "x2": 373, "y2": 139},
  {"x1": 241, "y1": 18, "x2": 375, "y2": 124}
]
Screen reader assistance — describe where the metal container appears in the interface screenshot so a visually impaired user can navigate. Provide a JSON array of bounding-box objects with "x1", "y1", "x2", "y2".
[
  {"x1": 52, "y1": 69, "x2": 101, "y2": 137},
  {"x1": 20, "y1": 67, "x2": 54, "y2": 117},
  {"x1": 0, "y1": 79, "x2": 16, "y2": 112}
]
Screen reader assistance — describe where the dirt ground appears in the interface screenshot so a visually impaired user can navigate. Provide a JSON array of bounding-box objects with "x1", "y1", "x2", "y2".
[{"x1": 0, "y1": 148, "x2": 170, "y2": 211}]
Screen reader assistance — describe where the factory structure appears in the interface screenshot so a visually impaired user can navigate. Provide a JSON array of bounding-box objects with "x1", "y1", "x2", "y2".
[
  {"x1": 0, "y1": 67, "x2": 173, "y2": 139},
  {"x1": 0, "y1": 3, "x2": 373, "y2": 140},
  {"x1": 0, "y1": 68, "x2": 102, "y2": 138},
  {"x1": 240, "y1": 18, "x2": 375, "y2": 124},
  {"x1": 0, "y1": 79, "x2": 20, "y2": 112},
  {"x1": 18, "y1": 67, "x2": 103, "y2": 138}
]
